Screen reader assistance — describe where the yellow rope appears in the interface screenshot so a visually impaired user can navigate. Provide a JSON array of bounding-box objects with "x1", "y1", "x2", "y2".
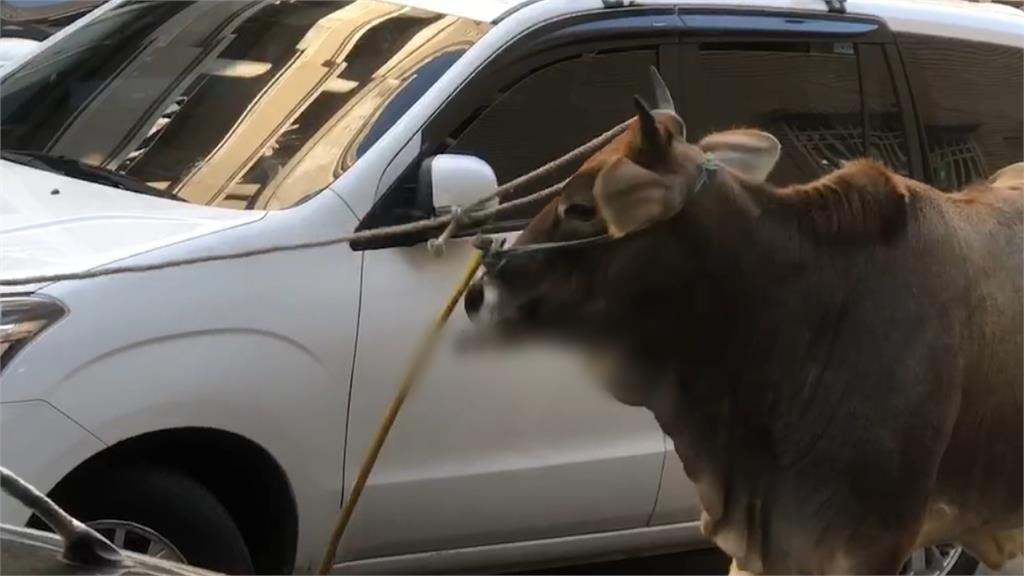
[{"x1": 316, "y1": 250, "x2": 484, "y2": 575}]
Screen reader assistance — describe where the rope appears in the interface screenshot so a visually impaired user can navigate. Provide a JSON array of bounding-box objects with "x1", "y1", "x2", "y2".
[
  {"x1": 315, "y1": 251, "x2": 483, "y2": 575},
  {"x1": 1, "y1": 466, "x2": 123, "y2": 566},
  {"x1": 0, "y1": 119, "x2": 633, "y2": 574},
  {"x1": 311, "y1": 120, "x2": 628, "y2": 573},
  {"x1": 0, "y1": 119, "x2": 631, "y2": 287},
  {"x1": 470, "y1": 117, "x2": 633, "y2": 209}
]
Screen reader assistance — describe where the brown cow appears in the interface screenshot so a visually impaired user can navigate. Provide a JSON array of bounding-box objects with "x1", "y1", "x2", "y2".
[{"x1": 464, "y1": 68, "x2": 1023, "y2": 574}]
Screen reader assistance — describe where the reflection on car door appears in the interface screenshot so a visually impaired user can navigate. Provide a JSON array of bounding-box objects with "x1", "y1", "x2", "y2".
[
  {"x1": 343, "y1": 48, "x2": 672, "y2": 562},
  {"x1": 346, "y1": 241, "x2": 665, "y2": 560}
]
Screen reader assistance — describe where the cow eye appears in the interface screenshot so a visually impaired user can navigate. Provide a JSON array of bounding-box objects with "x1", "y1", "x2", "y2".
[{"x1": 562, "y1": 203, "x2": 597, "y2": 222}]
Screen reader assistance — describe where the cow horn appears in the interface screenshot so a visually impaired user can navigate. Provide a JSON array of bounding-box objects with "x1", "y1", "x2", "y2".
[{"x1": 648, "y1": 66, "x2": 675, "y2": 112}]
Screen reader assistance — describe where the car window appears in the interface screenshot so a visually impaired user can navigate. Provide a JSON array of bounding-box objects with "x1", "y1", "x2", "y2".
[
  {"x1": 685, "y1": 41, "x2": 910, "y2": 187},
  {"x1": 897, "y1": 33, "x2": 1023, "y2": 191},
  {"x1": 1, "y1": 0, "x2": 105, "y2": 41},
  {"x1": 355, "y1": 48, "x2": 662, "y2": 240},
  {"x1": 0, "y1": 0, "x2": 489, "y2": 210},
  {"x1": 445, "y1": 49, "x2": 659, "y2": 222},
  {"x1": 859, "y1": 44, "x2": 912, "y2": 175}
]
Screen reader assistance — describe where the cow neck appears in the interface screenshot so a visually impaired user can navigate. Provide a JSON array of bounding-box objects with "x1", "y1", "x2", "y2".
[
  {"x1": 662, "y1": 168, "x2": 865, "y2": 438},
  {"x1": 634, "y1": 170, "x2": 866, "y2": 570}
]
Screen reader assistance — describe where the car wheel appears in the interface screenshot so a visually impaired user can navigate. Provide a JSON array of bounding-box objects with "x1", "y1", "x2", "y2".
[
  {"x1": 901, "y1": 544, "x2": 979, "y2": 576},
  {"x1": 49, "y1": 466, "x2": 254, "y2": 574}
]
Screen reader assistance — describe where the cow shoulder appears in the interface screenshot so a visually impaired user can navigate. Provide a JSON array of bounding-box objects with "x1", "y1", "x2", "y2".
[{"x1": 774, "y1": 159, "x2": 910, "y2": 245}]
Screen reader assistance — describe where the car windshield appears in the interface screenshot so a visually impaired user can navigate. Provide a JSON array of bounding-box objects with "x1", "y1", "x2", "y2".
[{"x1": 0, "y1": 0, "x2": 489, "y2": 210}]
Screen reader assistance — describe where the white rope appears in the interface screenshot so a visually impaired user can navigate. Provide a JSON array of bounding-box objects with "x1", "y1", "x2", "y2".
[
  {"x1": 0, "y1": 119, "x2": 632, "y2": 287},
  {"x1": 1, "y1": 466, "x2": 123, "y2": 565}
]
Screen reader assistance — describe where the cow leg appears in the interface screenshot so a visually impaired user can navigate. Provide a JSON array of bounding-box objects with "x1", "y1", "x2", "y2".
[
  {"x1": 728, "y1": 558, "x2": 757, "y2": 576},
  {"x1": 765, "y1": 489, "x2": 925, "y2": 574}
]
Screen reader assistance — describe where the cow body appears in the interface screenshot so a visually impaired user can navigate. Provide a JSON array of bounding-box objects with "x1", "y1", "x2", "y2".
[
  {"x1": 640, "y1": 164, "x2": 1023, "y2": 574},
  {"x1": 465, "y1": 68, "x2": 1023, "y2": 574}
]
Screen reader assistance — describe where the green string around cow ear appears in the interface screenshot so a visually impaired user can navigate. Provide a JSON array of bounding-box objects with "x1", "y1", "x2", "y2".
[{"x1": 693, "y1": 152, "x2": 721, "y2": 194}]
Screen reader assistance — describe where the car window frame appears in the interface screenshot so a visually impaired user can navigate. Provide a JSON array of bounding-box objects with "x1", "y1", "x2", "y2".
[
  {"x1": 670, "y1": 7, "x2": 922, "y2": 183},
  {"x1": 351, "y1": 6, "x2": 920, "y2": 251},
  {"x1": 351, "y1": 6, "x2": 682, "y2": 250}
]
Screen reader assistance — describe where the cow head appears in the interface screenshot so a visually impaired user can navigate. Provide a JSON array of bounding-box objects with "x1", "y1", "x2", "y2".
[{"x1": 464, "y1": 67, "x2": 782, "y2": 387}]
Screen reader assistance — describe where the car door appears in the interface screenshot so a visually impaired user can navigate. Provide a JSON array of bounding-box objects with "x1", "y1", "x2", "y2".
[
  {"x1": 342, "y1": 12, "x2": 684, "y2": 565},
  {"x1": 649, "y1": 8, "x2": 921, "y2": 524}
]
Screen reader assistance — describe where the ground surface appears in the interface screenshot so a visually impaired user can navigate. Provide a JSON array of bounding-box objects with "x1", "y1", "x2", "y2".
[
  {"x1": 982, "y1": 557, "x2": 1024, "y2": 575},
  {"x1": 531, "y1": 548, "x2": 1024, "y2": 575},
  {"x1": 526, "y1": 548, "x2": 730, "y2": 574}
]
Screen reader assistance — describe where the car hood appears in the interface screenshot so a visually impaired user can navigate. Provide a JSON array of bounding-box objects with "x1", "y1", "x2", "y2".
[{"x1": 0, "y1": 160, "x2": 264, "y2": 291}]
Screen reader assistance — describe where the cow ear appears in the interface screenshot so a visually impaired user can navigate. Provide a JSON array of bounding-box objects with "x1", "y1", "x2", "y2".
[
  {"x1": 697, "y1": 129, "x2": 781, "y2": 183},
  {"x1": 594, "y1": 156, "x2": 683, "y2": 237},
  {"x1": 633, "y1": 95, "x2": 667, "y2": 156}
]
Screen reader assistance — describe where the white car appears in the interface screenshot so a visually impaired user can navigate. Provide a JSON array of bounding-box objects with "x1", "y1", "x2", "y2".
[
  {"x1": 0, "y1": 0, "x2": 107, "y2": 68},
  {"x1": 0, "y1": 38, "x2": 40, "y2": 70},
  {"x1": 0, "y1": 0, "x2": 1020, "y2": 574}
]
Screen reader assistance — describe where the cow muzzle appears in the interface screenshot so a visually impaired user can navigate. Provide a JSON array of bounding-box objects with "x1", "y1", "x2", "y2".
[
  {"x1": 464, "y1": 273, "x2": 510, "y2": 328},
  {"x1": 464, "y1": 279, "x2": 486, "y2": 320},
  {"x1": 464, "y1": 236, "x2": 505, "y2": 325},
  {"x1": 465, "y1": 232, "x2": 613, "y2": 326}
]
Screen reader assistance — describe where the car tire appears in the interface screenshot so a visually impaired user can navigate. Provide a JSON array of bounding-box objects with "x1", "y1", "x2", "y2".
[
  {"x1": 902, "y1": 544, "x2": 980, "y2": 576},
  {"x1": 945, "y1": 551, "x2": 979, "y2": 575},
  {"x1": 49, "y1": 466, "x2": 254, "y2": 574}
]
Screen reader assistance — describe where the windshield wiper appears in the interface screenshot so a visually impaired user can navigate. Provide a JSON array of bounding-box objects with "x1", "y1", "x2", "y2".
[{"x1": 0, "y1": 150, "x2": 182, "y2": 201}]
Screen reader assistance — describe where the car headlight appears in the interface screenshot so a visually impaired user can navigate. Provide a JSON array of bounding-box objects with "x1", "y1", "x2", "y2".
[{"x1": 0, "y1": 295, "x2": 66, "y2": 368}]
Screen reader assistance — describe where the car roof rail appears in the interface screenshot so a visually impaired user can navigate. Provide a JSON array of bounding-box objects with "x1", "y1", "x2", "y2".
[
  {"x1": 824, "y1": 0, "x2": 847, "y2": 13},
  {"x1": 0, "y1": 467, "x2": 124, "y2": 568}
]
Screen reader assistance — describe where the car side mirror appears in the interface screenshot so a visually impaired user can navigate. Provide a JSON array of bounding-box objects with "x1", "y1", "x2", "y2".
[{"x1": 417, "y1": 154, "x2": 499, "y2": 215}]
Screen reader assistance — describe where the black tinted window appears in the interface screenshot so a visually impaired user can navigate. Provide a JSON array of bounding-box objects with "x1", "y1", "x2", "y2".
[
  {"x1": 360, "y1": 49, "x2": 660, "y2": 237},
  {"x1": 449, "y1": 49, "x2": 658, "y2": 222},
  {"x1": 860, "y1": 45, "x2": 911, "y2": 175},
  {"x1": 898, "y1": 33, "x2": 1023, "y2": 191},
  {"x1": 687, "y1": 42, "x2": 909, "y2": 186}
]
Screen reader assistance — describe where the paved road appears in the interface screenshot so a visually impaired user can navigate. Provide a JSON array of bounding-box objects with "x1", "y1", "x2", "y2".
[
  {"x1": 982, "y1": 557, "x2": 1024, "y2": 575},
  {"x1": 526, "y1": 548, "x2": 731, "y2": 575},
  {"x1": 529, "y1": 548, "x2": 1024, "y2": 575}
]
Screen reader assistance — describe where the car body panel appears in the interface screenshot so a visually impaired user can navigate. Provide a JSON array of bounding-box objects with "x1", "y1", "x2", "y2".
[
  {"x1": 334, "y1": 520, "x2": 705, "y2": 574},
  {"x1": 343, "y1": 237, "x2": 666, "y2": 562},
  {"x1": 0, "y1": 401, "x2": 107, "y2": 526},
  {"x1": 848, "y1": 0, "x2": 1023, "y2": 45},
  {"x1": 651, "y1": 448, "x2": 701, "y2": 526},
  {"x1": 0, "y1": 161, "x2": 263, "y2": 292},
  {"x1": 1, "y1": 190, "x2": 363, "y2": 572}
]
